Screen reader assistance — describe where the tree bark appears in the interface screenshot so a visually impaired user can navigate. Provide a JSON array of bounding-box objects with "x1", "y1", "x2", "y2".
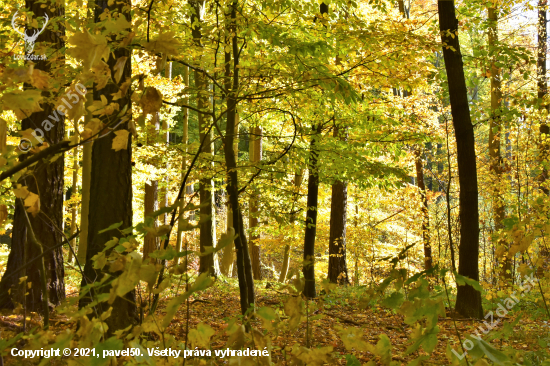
[
  {"x1": 303, "y1": 124, "x2": 322, "y2": 298},
  {"x1": 223, "y1": 0, "x2": 255, "y2": 314},
  {"x1": 538, "y1": 0, "x2": 549, "y2": 194},
  {"x1": 220, "y1": 113, "x2": 239, "y2": 276},
  {"x1": 279, "y1": 172, "x2": 303, "y2": 283},
  {"x1": 175, "y1": 65, "x2": 189, "y2": 266},
  {"x1": 537, "y1": 0, "x2": 550, "y2": 278},
  {"x1": 487, "y1": 8, "x2": 509, "y2": 280},
  {"x1": 78, "y1": 0, "x2": 137, "y2": 332},
  {"x1": 0, "y1": 0, "x2": 65, "y2": 312},
  {"x1": 328, "y1": 125, "x2": 349, "y2": 284},
  {"x1": 143, "y1": 114, "x2": 159, "y2": 260},
  {"x1": 77, "y1": 97, "x2": 93, "y2": 265},
  {"x1": 415, "y1": 148, "x2": 432, "y2": 271},
  {"x1": 191, "y1": 1, "x2": 219, "y2": 276},
  {"x1": 68, "y1": 142, "x2": 79, "y2": 264},
  {"x1": 438, "y1": 0, "x2": 483, "y2": 318},
  {"x1": 249, "y1": 126, "x2": 262, "y2": 280}
]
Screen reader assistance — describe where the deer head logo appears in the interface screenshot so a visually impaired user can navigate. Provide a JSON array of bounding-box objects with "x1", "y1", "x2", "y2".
[{"x1": 11, "y1": 10, "x2": 49, "y2": 54}]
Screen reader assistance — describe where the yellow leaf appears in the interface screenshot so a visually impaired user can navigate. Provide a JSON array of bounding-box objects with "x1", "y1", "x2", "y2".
[
  {"x1": 103, "y1": 14, "x2": 131, "y2": 34},
  {"x1": 13, "y1": 184, "x2": 30, "y2": 199},
  {"x1": 111, "y1": 129, "x2": 129, "y2": 151},
  {"x1": 143, "y1": 31, "x2": 180, "y2": 56},
  {"x1": 113, "y1": 56, "x2": 128, "y2": 84},
  {"x1": 67, "y1": 30, "x2": 109, "y2": 70},
  {"x1": 24, "y1": 192, "x2": 40, "y2": 216},
  {"x1": 30, "y1": 69, "x2": 50, "y2": 90},
  {"x1": 1, "y1": 90, "x2": 44, "y2": 120}
]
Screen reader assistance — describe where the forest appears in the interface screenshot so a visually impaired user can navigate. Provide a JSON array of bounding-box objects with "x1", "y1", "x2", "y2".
[{"x1": 0, "y1": 0, "x2": 549, "y2": 364}]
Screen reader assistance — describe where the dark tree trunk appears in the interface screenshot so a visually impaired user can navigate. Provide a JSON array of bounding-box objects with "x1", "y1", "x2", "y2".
[
  {"x1": 196, "y1": 69, "x2": 218, "y2": 276},
  {"x1": 143, "y1": 180, "x2": 158, "y2": 260},
  {"x1": 143, "y1": 115, "x2": 159, "y2": 260},
  {"x1": 438, "y1": 0, "x2": 483, "y2": 318},
  {"x1": 328, "y1": 126, "x2": 349, "y2": 284},
  {"x1": 538, "y1": 0, "x2": 550, "y2": 194},
  {"x1": 487, "y1": 8, "x2": 509, "y2": 280},
  {"x1": 303, "y1": 124, "x2": 322, "y2": 298},
  {"x1": 78, "y1": 0, "x2": 137, "y2": 332},
  {"x1": 0, "y1": 0, "x2": 65, "y2": 312},
  {"x1": 223, "y1": 1, "x2": 255, "y2": 315},
  {"x1": 249, "y1": 126, "x2": 262, "y2": 280},
  {"x1": 279, "y1": 172, "x2": 303, "y2": 283},
  {"x1": 415, "y1": 149, "x2": 433, "y2": 271},
  {"x1": 191, "y1": 1, "x2": 219, "y2": 276},
  {"x1": 537, "y1": 0, "x2": 550, "y2": 278}
]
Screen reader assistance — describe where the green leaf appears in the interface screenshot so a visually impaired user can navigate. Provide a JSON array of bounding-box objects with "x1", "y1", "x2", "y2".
[
  {"x1": 470, "y1": 338, "x2": 512, "y2": 366},
  {"x1": 0, "y1": 332, "x2": 23, "y2": 356},
  {"x1": 257, "y1": 306, "x2": 277, "y2": 321},
  {"x1": 454, "y1": 272, "x2": 483, "y2": 293},
  {"x1": 382, "y1": 292, "x2": 404, "y2": 309},
  {"x1": 336, "y1": 325, "x2": 370, "y2": 352},
  {"x1": 92, "y1": 337, "x2": 123, "y2": 366},
  {"x1": 188, "y1": 322, "x2": 215, "y2": 348},
  {"x1": 98, "y1": 221, "x2": 123, "y2": 234},
  {"x1": 406, "y1": 355, "x2": 430, "y2": 366},
  {"x1": 345, "y1": 354, "x2": 361, "y2": 366}
]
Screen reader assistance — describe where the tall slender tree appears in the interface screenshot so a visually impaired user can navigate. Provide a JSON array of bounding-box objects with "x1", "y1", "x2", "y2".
[
  {"x1": 415, "y1": 148, "x2": 432, "y2": 271},
  {"x1": 143, "y1": 114, "x2": 159, "y2": 260},
  {"x1": 175, "y1": 65, "x2": 189, "y2": 266},
  {"x1": 328, "y1": 125, "x2": 349, "y2": 284},
  {"x1": 249, "y1": 125, "x2": 262, "y2": 280},
  {"x1": 438, "y1": 0, "x2": 483, "y2": 318},
  {"x1": 538, "y1": 0, "x2": 549, "y2": 194},
  {"x1": 487, "y1": 7, "x2": 508, "y2": 279},
  {"x1": 0, "y1": 0, "x2": 65, "y2": 312},
  {"x1": 191, "y1": 0, "x2": 219, "y2": 276},
  {"x1": 78, "y1": 0, "x2": 137, "y2": 331},
  {"x1": 279, "y1": 172, "x2": 302, "y2": 283},
  {"x1": 302, "y1": 124, "x2": 322, "y2": 298},
  {"x1": 223, "y1": 0, "x2": 255, "y2": 314}
]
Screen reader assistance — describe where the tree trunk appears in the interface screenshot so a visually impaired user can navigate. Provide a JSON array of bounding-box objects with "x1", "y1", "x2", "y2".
[
  {"x1": 303, "y1": 124, "x2": 322, "y2": 298},
  {"x1": 487, "y1": 8, "x2": 509, "y2": 280},
  {"x1": 196, "y1": 69, "x2": 219, "y2": 276},
  {"x1": 221, "y1": 113, "x2": 239, "y2": 276},
  {"x1": 249, "y1": 126, "x2": 262, "y2": 280},
  {"x1": 415, "y1": 148, "x2": 433, "y2": 271},
  {"x1": 0, "y1": 118, "x2": 5, "y2": 230},
  {"x1": 223, "y1": 1, "x2": 255, "y2": 314},
  {"x1": 538, "y1": 0, "x2": 549, "y2": 194},
  {"x1": 191, "y1": 1, "x2": 219, "y2": 277},
  {"x1": 68, "y1": 142, "x2": 79, "y2": 264},
  {"x1": 0, "y1": 0, "x2": 65, "y2": 313},
  {"x1": 143, "y1": 180, "x2": 158, "y2": 260},
  {"x1": 77, "y1": 97, "x2": 93, "y2": 265},
  {"x1": 79, "y1": 0, "x2": 137, "y2": 332},
  {"x1": 438, "y1": 0, "x2": 483, "y2": 318},
  {"x1": 328, "y1": 125, "x2": 349, "y2": 284},
  {"x1": 279, "y1": 172, "x2": 303, "y2": 283},
  {"x1": 161, "y1": 62, "x2": 172, "y2": 226},
  {"x1": 537, "y1": 0, "x2": 550, "y2": 278},
  {"x1": 143, "y1": 114, "x2": 159, "y2": 260},
  {"x1": 175, "y1": 65, "x2": 189, "y2": 266}
]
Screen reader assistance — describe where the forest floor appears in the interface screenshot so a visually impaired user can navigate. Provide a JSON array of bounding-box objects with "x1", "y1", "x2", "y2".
[{"x1": 0, "y1": 268, "x2": 548, "y2": 365}]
